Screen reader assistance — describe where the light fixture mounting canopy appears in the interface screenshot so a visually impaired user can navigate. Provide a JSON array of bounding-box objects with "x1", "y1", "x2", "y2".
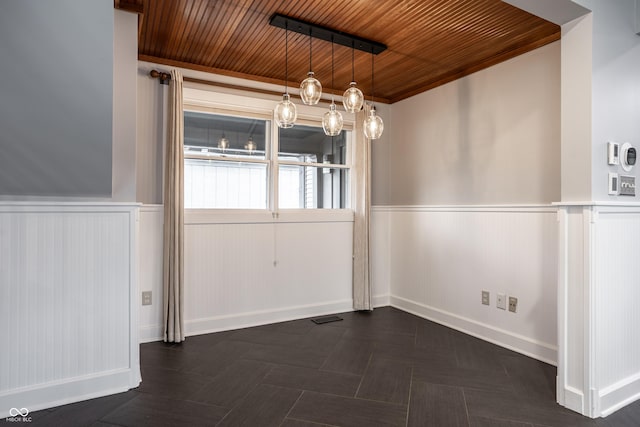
[{"x1": 269, "y1": 14, "x2": 387, "y2": 55}]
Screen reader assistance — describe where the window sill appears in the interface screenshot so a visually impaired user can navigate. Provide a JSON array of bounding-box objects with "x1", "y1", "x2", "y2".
[{"x1": 185, "y1": 209, "x2": 354, "y2": 225}]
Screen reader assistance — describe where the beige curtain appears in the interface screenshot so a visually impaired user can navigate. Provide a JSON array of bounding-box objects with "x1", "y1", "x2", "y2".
[
  {"x1": 163, "y1": 69, "x2": 185, "y2": 342},
  {"x1": 352, "y1": 105, "x2": 372, "y2": 311}
]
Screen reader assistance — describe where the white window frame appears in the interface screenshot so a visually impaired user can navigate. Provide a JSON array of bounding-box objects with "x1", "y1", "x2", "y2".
[{"x1": 182, "y1": 86, "x2": 355, "y2": 213}]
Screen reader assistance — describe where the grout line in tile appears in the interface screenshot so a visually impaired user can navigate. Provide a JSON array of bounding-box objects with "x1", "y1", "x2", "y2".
[
  {"x1": 461, "y1": 387, "x2": 471, "y2": 427},
  {"x1": 405, "y1": 366, "x2": 413, "y2": 427},
  {"x1": 278, "y1": 390, "x2": 305, "y2": 427},
  {"x1": 354, "y1": 352, "x2": 374, "y2": 398},
  {"x1": 285, "y1": 416, "x2": 342, "y2": 427}
]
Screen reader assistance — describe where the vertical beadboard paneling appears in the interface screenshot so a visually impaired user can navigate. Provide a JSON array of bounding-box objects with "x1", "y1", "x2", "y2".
[
  {"x1": 138, "y1": 209, "x2": 355, "y2": 340},
  {"x1": 378, "y1": 205, "x2": 558, "y2": 363},
  {"x1": 139, "y1": 205, "x2": 164, "y2": 341},
  {"x1": 594, "y1": 209, "x2": 640, "y2": 414},
  {"x1": 0, "y1": 203, "x2": 139, "y2": 416},
  {"x1": 558, "y1": 203, "x2": 640, "y2": 417},
  {"x1": 370, "y1": 209, "x2": 391, "y2": 306}
]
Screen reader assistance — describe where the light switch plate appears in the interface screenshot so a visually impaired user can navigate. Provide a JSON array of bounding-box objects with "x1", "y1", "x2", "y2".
[
  {"x1": 497, "y1": 293, "x2": 506, "y2": 310},
  {"x1": 482, "y1": 290, "x2": 490, "y2": 306},
  {"x1": 609, "y1": 172, "x2": 619, "y2": 195}
]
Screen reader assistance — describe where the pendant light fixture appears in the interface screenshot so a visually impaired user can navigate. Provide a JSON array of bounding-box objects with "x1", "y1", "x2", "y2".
[
  {"x1": 322, "y1": 37, "x2": 343, "y2": 136},
  {"x1": 218, "y1": 133, "x2": 229, "y2": 151},
  {"x1": 274, "y1": 22, "x2": 297, "y2": 128},
  {"x1": 244, "y1": 137, "x2": 256, "y2": 154},
  {"x1": 363, "y1": 49, "x2": 384, "y2": 139},
  {"x1": 343, "y1": 42, "x2": 364, "y2": 113},
  {"x1": 300, "y1": 30, "x2": 322, "y2": 105}
]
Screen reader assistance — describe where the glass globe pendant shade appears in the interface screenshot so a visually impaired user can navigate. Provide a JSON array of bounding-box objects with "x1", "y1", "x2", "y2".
[
  {"x1": 275, "y1": 93, "x2": 297, "y2": 128},
  {"x1": 322, "y1": 102, "x2": 344, "y2": 136},
  {"x1": 244, "y1": 137, "x2": 256, "y2": 154},
  {"x1": 218, "y1": 135, "x2": 229, "y2": 151},
  {"x1": 343, "y1": 82, "x2": 364, "y2": 113},
  {"x1": 363, "y1": 106, "x2": 384, "y2": 139},
  {"x1": 300, "y1": 72, "x2": 322, "y2": 105}
]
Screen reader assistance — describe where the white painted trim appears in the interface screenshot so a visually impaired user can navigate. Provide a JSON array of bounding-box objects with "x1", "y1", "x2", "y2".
[
  {"x1": 0, "y1": 202, "x2": 141, "y2": 211},
  {"x1": 140, "y1": 204, "x2": 163, "y2": 212},
  {"x1": 390, "y1": 295, "x2": 558, "y2": 365},
  {"x1": 129, "y1": 207, "x2": 142, "y2": 387},
  {"x1": 584, "y1": 205, "x2": 596, "y2": 418},
  {"x1": 372, "y1": 204, "x2": 556, "y2": 213},
  {"x1": 187, "y1": 299, "x2": 354, "y2": 336},
  {"x1": 0, "y1": 369, "x2": 135, "y2": 419},
  {"x1": 185, "y1": 208, "x2": 355, "y2": 224},
  {"x1": 372, "y1": 294, "x2": 390, "y2": 308},
  {"x1": 553, "y1": 201, "x2": 640, "y2": 207},
  {"x1": 140, "y1": 299, "x2": 355, "y2": 342},
  {"x1": 599, "y1": 373, "x2": 640, "y2": 417},
  {"x1": 140, "y1": 325, "x2": 164, "y2": 344},
  {"x1": 563, "y1": 386, "x2": 586, "y2": 415},
  {"x1": 556, "y1": 207, "x2": 569, "y2": 408}
]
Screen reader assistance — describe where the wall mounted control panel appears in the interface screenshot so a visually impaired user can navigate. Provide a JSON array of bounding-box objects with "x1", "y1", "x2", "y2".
[
  {"x1": 619, "y1": 175, "x2": 636, "y2": 196},
  {"x1": 621, "y1": 143, "x2": 637, "y2": 172},
  {"x1": 608, "y1": 141, "x2": 636, "y2": 197}
]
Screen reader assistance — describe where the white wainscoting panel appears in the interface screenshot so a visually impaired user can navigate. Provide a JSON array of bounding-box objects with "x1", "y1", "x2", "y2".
[
  {"x1": 139, "y1": 205, "x2": 164, "y2": 342},
  {"x1": 557, "y1": 203, "x2": 640, "y2": 418},
  {"x1": 371, "y1": 209, "x2": 391, "y2": 307},
  {"x1": 138, "y1": 208, "x2": 355, "y2": 341},
  {"x1": 0, "y1": 203, "x2": 140, "y2": 417},
  {"x1": 372, "y1": 205, "x2": 558, "y2": 364}
]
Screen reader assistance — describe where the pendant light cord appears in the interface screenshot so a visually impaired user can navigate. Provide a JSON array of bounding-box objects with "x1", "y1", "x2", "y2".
[
  {"x1": 284, "y1": 21, "x2": 289, "y2": 93},
  {"x1": 309, "y1": 30, "x2": 312, "y2": 72},
  {"x1": 370, "y1": 48, "x2": 375, "y2": 105},
  {"x1": 331, "y1": 37, "x2": 335, "y2": 101},
  {"x1": 351, "y1": 42, "x2": 355, "y2": 82}
]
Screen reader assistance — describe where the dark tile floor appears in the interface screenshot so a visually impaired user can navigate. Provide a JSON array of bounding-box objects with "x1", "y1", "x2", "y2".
[{"x1": 18, "y1": 307, "x2": 640, "y2": 426}]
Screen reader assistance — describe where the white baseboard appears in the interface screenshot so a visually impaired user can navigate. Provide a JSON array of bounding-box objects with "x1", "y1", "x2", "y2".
[
  {"x1": 390, "y1": 295, "x2": 558, "y2": 365},
  {"x1": 0, "y1": 369, "x2": 140, "y2": 419},
  {"x1": 139, "y1": 325, "x2": 164, "y2": 343},
  {"x1": 140, "y1": 299, "x2": 355, "y2": 342},
  {"x1": 599, "y1": 372, "x2": 640, "y2": 417},
  {"x1": 560, "y1": 385, "x2": 585, "y2": 415},
  {"x1": 372, "y1": 294, "x2": 390, "y2": 308}
]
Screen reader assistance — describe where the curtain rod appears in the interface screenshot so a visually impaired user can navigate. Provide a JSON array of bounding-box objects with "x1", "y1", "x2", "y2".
[{"x1": 148, "y1": 69, "x2": 344, "y2": 105}]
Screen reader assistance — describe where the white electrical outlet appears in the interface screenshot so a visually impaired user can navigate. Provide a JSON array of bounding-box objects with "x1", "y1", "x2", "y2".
[
  {"x1": 142, "y1": 291, "x2": 152, "y2": 306},
  {"x1": 508, "y1": 296, "x2": 518, "y2": 313},
  {"x1": 482, "y1": 290, "x2": 490, "y2": 306},
  {"x1": 496, "y1": 293, "x2": 506, "y2": 310}
]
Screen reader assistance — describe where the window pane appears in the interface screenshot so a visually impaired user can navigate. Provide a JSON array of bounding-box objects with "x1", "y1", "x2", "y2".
[
  {"x1": 279, "y1": 165, "x2": 348, "y2": 209},
  {"x1": 185, "y1": 159, "x2": 267, "y2": 209},
  {"x1": 279, "y1": 124, "x2": 347, "y2": 165},
  {"x1": 184, "y1": 111, "x2": 268, "y2": 160}
]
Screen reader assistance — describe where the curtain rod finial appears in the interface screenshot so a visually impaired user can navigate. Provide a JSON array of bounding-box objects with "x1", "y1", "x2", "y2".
[{"x1": 150, "y1": 69, "x2": 171, "y2": 85}]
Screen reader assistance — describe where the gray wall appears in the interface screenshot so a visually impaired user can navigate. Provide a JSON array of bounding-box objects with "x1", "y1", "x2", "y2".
[
  {"x1": 0, "y1": 0, "x2": 113, "y2": 197},
  {"x1": 579, "y1": 0, "x2": 640, "y2": 201},
  {"x1": 373, "y1": 42, "x2": 561, "y2": 206}
]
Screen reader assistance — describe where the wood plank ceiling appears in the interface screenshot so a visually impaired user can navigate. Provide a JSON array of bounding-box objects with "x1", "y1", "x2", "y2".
[{"x1": 118, "y1": 0, "x2": 560, "y2": 103}]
